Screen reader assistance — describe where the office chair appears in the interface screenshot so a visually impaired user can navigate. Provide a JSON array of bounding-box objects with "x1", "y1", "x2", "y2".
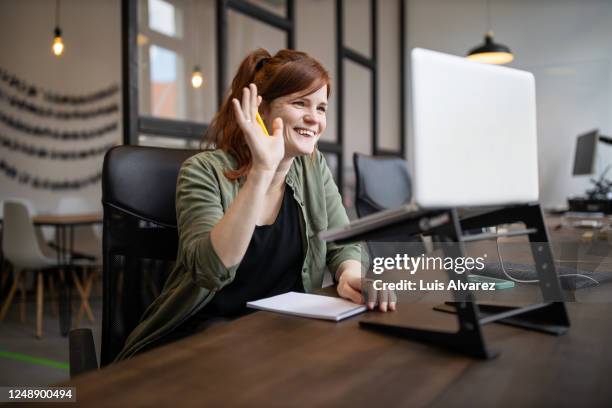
[
  {"x1": 353, "y1": 153, "x2": 413, "y2": 217},
  {"x1": 353, "y1": 153, "x2": 425, "y2": 262},
  {"x1": 69, "y1": 145, "x2": 198, "y2": 377},
  {"x1": 0, "y1": 200, "x2": 58, "y2": 338}
]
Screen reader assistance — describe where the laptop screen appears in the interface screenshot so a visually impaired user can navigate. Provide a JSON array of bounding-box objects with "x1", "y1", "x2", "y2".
[{"x1": 411, "y1": 48, "x2": 539, "y2": 208}]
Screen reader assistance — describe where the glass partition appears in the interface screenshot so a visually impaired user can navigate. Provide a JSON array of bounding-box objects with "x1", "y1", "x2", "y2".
[
  {"x1": 226, "y1": 10, "x2": 287, "y2": 92},
  {"x1": 344, "y1": 0, "x2": 370, "y2": 58},
  {"x1": 138, "y1": 0, "x2": 216, "y2": 123},
  {"x1": 343, "y1": 60, "x2": 372, "y2": 199},
  {"x1": 377, "y1": 0, "x2": 400, "y2": 152}
]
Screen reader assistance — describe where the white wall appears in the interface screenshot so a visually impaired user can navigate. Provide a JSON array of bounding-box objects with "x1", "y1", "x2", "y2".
[
  {"x1": 0, "y1": 0, "x2": 122, "y2": 215},
  {"x1": 406, "y1": 0, "x2": 612, "y2": 208}
]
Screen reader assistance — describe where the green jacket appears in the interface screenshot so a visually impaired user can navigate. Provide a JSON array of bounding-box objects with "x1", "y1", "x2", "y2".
[{"x1": 115, "y1": 149, "x2": 363, "y2": 360}]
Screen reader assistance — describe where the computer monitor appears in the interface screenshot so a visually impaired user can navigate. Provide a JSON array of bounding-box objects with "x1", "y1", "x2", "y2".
[
  {"x1": 572, "y1": 129, "x2": 599, "y2": 176},
  {"x1": 411, "y1": 48, "x2": 539, "y2": 207}
]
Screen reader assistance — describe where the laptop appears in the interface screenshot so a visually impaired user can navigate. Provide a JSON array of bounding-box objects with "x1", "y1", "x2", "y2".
[{"x1": 320, "y1": 48, "x2": 539, "y2": 242}]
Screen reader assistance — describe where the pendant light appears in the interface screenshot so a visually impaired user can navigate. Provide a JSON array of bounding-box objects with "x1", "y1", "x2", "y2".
[
  {"x1": 190, "y1": 0, "x2": 205, "y2": 89},
  {"x1": 52, "y1": 0, "x2": 64, "y2": 57},
  {"x1": 191, "y1": 65, "x2": 204, "y2": 88},
  {"x1": 466, "y1": 0, "x2": 513, "y2": 65}
]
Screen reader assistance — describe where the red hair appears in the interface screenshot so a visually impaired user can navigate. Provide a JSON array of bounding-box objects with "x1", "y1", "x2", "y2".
[{"x1": 205, "y1": 48, "x2": 331, "y2": 181}]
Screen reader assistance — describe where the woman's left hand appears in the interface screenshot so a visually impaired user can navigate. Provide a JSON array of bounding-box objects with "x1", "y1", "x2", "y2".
[{"x1": 336, "y1": 261, "x2": 396, "y2": 312}]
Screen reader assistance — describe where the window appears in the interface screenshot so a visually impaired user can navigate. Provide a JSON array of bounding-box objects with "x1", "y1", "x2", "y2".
[
  {"x1": 149, "y1": 45, "x2": 184, "y2": 118},
  {"x1": 148, "y1": 0, "x2": 181, "y2": 37},
  {"x1": 139, "y1": 0, "x2": 215, "y2": 125}
]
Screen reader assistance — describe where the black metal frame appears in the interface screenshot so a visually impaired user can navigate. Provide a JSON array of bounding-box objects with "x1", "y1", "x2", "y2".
[
  {"x1": 121, "y1": 0, "x2": 138, "y2": 145},
  {"x1": 139, "y1": 116, "x2": 206, "y2": 141},
  {"x1": 330, "y1": 203, "x2": 571, "y2": 359},
  {"x1": 122, "y1": 0, "x2": 295, "y2": 145},
  {"x1": 334, "y1": 0, "x2": 406, "y2": 194},
  {"x1": 399, "y1": 0, "x2": 406, "y2": 158},
  {"x1": 217, "y1": 0, "x2": 295, "y2": 110},
  {"x1": 121, "y1": 0, "x2": 407, "y2": 193}
]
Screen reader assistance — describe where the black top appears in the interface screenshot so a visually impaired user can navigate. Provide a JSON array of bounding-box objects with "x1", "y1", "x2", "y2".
[{"x1": 195, "y1": 186, "x2": 304, "y2": 319}]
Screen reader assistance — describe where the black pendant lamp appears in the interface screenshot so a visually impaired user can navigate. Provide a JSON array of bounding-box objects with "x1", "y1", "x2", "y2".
[
  {"x1": 190, "y1": 0, "x2": 205, "y2": 89},
  {"x1": 466, "y1": 0, "x2": 513, "y2": 65},
  {"x1": 52, "y1": 0, "x2": 64, "y2": 57},
  {"x1": 191, "y1": 65, "x2": 204, "y2": 88}
]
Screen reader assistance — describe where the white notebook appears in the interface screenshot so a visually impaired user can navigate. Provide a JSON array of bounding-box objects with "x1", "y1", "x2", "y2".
[{"x1": 247, "y1": 292, "x2": 367, "y2": 322}]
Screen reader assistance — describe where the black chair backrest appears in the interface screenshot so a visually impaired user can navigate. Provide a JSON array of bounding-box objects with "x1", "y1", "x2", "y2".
[
  {"x1": 100, "y1": 145, "x2": 198, "y2": 366},
  {"x1": 353, "y1": 153, "x2": 423, "y2": 261},
  {"x1": 353, "y1": 153, "x2": 412, "y2": 217}
]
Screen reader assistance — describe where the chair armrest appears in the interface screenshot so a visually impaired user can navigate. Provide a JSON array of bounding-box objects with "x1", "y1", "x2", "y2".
[{"x1": 69, "y1": 328, "x2": 99, "y2": 377}]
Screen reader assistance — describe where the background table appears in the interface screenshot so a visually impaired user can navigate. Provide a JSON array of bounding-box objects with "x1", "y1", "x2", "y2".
[{"x1": 33, "y1": 213, "x2": 102, "y2": 336}]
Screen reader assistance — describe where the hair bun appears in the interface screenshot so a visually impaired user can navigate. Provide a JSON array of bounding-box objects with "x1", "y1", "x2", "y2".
[{"x1": 255, "y1": 57, "x2": 270, "y2": 72}]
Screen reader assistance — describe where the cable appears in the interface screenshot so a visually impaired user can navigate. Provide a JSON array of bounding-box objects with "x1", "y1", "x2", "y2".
[
  {"x1": 494, "y1": 228, "x2": 600, "y2": 286},
  {"x1": 495, "y1": 239, "x2": 538, "y2": 283}
]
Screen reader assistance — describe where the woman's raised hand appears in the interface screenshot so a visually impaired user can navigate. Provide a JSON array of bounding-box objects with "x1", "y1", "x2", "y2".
[{"x1": 232, "y1": 83, "x2": 285, "y2": 173}]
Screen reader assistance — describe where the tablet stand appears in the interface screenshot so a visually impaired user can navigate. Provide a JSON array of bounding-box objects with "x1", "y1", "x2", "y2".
[{"x1": 329, "y1": 203, "x2": 570, "y2": 359}]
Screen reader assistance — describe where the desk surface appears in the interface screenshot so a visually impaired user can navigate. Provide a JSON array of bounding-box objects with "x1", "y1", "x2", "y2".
[
  {"x1": 63, "y1": 299, "x2": 612, "y2": 407},
  {"x1": 61, "y1": 217, "x2": 612, "y2": 407}
]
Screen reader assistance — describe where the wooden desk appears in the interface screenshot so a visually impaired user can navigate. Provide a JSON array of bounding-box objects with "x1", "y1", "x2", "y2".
[
  {"x1": 55, "y1": 216, "x2": 611, "y2": 406},
  {"x1": 60, "y1": 298, "x2": 612, "y2": 406}
]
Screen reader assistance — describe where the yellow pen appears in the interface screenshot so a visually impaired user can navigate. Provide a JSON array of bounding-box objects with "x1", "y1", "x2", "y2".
[{"x1": 255, "y1": 112, "x2": 270, "y2": 137}]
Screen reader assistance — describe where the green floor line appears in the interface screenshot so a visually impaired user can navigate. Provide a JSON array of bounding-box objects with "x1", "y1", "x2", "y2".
[{"x1": 0, "y1": 350, "x2": 69, "y2": 371}]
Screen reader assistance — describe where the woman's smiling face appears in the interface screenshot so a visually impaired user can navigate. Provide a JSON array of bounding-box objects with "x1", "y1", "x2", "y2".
[{"x1": 262, "y1": 85, "x2": 328, "y2": 157}]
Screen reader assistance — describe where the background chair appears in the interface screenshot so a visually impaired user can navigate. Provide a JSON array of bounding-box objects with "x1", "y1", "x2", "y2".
[
  {"x1": 353, "y1": 153, "x2": 426, "y2": 262},
  {"x1": 353, "y1": 153, "x2": 413, "y2": 217},
  {"x1": 0, "y1": 200, "x2": 58, "y2": 338},
  {"x1": 69, "y1": 145, "x2": 198, "y2": 377},
  {"x1": 2, "y1": 198, "x2": 64, "y2": 319}
]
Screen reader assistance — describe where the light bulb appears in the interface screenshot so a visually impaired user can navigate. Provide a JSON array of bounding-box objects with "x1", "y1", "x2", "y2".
[
  {"x1": 191, "y1": 66, "x2": 204, "y2": 88},
  {"x1": 137, "y1": 33, "x2": 149, "y2": 46},
  {"x1": 466, "y1": 52, "x2": 513, "y2": 65},
  {"x1": 52, "y1": 27, "x2": 64, "y2": 56}
]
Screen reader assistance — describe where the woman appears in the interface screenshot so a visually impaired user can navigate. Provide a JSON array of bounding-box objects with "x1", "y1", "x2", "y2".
[{"x1": 116, "y1": 48, "x2": 395, "y2": 361}]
